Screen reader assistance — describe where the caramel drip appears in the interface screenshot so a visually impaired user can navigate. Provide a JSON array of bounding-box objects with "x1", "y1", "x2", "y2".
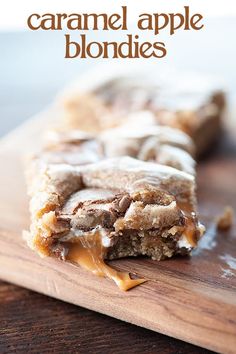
[
  {"x1": 177, "y1": 201, "x2": 199, "y2": 247},
  {"x1": 67, "y1": 231, "x2": 145, "y2": 291},
  {"x1": 182, "y1": 218, "x2": 198, "y2": 247}
]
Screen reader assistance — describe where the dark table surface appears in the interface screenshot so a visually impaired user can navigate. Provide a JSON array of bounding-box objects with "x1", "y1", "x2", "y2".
[{"x1": 1, "y1": 25, "x2": 235, "y2": 353}]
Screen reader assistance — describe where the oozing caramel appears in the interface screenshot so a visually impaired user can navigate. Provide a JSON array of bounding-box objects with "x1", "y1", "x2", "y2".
[
  {"x1": 177, "y1": 201, "x2": 201, "y2": 247},
  {"x1": 182, "y1": 217, "x2": 198, "y2": 247},
  {"x1": 64, "y1": 200, "x2": 202, "y2": 289},
  {"x1": 67, "y1": 231, "x2": 145, "y2": 291}
]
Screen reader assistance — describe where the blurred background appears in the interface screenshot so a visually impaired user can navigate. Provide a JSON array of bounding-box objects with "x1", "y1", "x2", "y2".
[{"x1": 0, "y1": 0, "x2": 236, "y2": 136}]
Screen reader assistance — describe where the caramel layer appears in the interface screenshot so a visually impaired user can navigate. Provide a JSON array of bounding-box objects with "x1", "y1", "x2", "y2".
[
  {"x1": 178, "y1": 201, "x2": 201, "y2": 247},
  {"x1": 67, "y1": 231, "x2": 146, "y2": 291}
]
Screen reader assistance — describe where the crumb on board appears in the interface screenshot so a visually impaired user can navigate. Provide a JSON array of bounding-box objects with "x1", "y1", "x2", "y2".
[{"x1": 216, "y1": 206, "x2": 234, "y2": 230}]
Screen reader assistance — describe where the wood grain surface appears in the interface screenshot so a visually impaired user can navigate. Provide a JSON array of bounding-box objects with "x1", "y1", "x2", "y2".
[
  {"x1": 0, "y1": 282, "x2": 216, "y2": 354},
  {"x1": 0, "y1": 113, "x2": 236, "y2": 354}
]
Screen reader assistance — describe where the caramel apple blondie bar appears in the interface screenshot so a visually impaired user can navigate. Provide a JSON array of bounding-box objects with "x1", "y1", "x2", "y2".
[
  {"x1": 25, "y1": 156, "x2": 204, "y2": 290},
  {"x1": 61, "y1": 73, "x2": 225, "y2": 156}
]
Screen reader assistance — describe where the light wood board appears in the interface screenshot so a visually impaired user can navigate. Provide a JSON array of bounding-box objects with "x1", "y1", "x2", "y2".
[{"x1": 0, "y1": 111, "x2": 236, "y2": 354}]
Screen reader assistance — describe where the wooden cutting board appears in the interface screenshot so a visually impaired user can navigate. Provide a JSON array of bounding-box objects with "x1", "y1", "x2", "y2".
[{"x1": 0, "y1": 111, "x2": 235, "y2": 354}]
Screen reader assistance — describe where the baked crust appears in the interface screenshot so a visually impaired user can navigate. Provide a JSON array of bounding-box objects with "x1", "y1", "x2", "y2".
[
  {"x1": 99, "y1": 124, "x2": 196, "y2": 175},
  {"x1": 40, "y1": 124, "x2": 196, "y2": 175}
]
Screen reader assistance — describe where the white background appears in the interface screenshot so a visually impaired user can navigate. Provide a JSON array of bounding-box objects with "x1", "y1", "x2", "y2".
[{"x1": 0, "y1": 0, "x2": 236, "y2": 31}]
